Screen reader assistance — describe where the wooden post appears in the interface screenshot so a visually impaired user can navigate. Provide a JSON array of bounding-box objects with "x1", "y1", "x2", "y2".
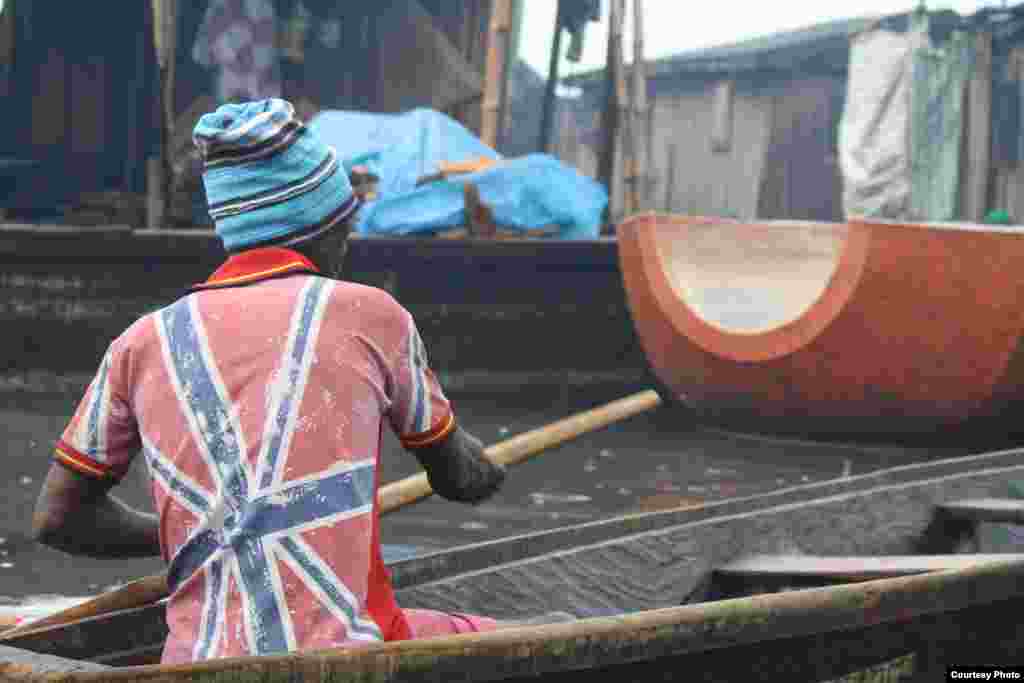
[
  {"x1": 626, "y1": 0, "x2": 649, "y2": 213},
  {"x1": 481, "y1": 0, "x2": 514, "y2": 149},
  {"x1": 598, "y1": 0, "x2": 626, "y2": 228},
  {"x1": 148, "y1": 0, "x2": 176, "y2": 229},
  {"x1": 962, "y1": 32, "x2": 992, "y2": 222},
  {"x1": 539, "y1": 1, "x2": 564, "y2": 154}
]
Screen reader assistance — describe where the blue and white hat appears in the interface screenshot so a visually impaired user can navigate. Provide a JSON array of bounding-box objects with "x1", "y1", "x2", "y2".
[{"x1": 193, "y1": 99, "x2": 358, "y2": 252}]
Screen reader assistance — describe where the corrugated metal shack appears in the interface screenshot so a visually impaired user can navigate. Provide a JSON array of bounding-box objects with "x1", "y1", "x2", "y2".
[
  {"x1": 566, "y1": 17, "x2": 874, "y2": 222},
  {"x1": 564, "y1": 6, "x2": 1024, "y2": 224}
]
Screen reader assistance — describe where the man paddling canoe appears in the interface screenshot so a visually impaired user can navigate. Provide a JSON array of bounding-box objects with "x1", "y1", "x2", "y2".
[{"x1": 30, "y1": 99, "x2": 508, "y2": 663}]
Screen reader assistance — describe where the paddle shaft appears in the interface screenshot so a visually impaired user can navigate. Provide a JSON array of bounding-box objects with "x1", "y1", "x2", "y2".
[{"x1": 0, "y1": 390, "x2": 661, "y2": 640}]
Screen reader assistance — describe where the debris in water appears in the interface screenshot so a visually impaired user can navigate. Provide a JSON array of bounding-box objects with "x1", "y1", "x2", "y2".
[
  {"x1": 529, "y1": 492, "x2": 592, "y2": 505},
  {"x1": 0, "y1": 537, "x2": 6, "y2": 545},
  {"x1": 498, "y1": 426, "x2": 510, "y2": 436},
  {"x1": 706, "y1": 468, "x2": 722, "y2": 476},
  {"x1": 549, "y1": 512, "x2": 561, "y2": 520},
  {"x1": 617, "y1": 488, "x2": 632, "y2": 496},
  {"x1": 687, "y1": 485, "x2": 707, "y2": 494},
  {"x1": 776, "y1": 479, "x2": 786, "y2": 485},
  {"x1": 18, "y1": 476, "x2": 32, "y2": 486},
  {"x1": 842, "y1": 459, "x2": 852, "y2": 478},
  {"x1": 801, "y1": 475, "x2": 810, "y2": 482},
  {"x1": 656, "y1": 464, "x2": 669, "y2": 472},
  {"x1": 598, "y1": 449, "x2": 614, "y2": 459},
  {"x1": 459, "y1": 521, "x2": 488, "y2": 531},
  {"x1": 0, "y1": 563, "x2": 12, "y2": 569},
  {"x1": 595, "y1": 483, "x2": 606, "y2": 489},
  {"x1": 583, "y1": 459, "x2": 598, "y2": 473}
]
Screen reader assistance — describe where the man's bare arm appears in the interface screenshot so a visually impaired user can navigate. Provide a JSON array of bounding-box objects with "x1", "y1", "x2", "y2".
[
  {"x1": 32, "y1": 463, "x2": 162, "y2": 559},
  {"x1": 410, "y1": 426, "x2": 506, "y2": 504}
]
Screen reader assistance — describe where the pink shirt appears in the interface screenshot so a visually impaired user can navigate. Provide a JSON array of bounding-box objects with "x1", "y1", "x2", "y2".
[{"x1": 55, "y1": 248, "x2": 457, "y2": 663}]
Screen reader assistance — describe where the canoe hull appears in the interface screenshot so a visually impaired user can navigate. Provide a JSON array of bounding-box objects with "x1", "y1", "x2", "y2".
[
  {"x1": 618, "y1": 213, "x2": 1024, "y2": 442},
  {"x1": 1, "y1": 565, "x2": 1021, "y2": 681},
  {"x1": 4, "y1": 448, "x2": 1024, "y2": 679},
  {"x1": 396, "y1": 448, "x2": 1024, "y2": 618}
]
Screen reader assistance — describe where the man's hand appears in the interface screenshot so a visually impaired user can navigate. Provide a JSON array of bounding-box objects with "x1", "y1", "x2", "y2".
[{"x1": 411, "y1": 427, "x2": 506, "y2": 504}]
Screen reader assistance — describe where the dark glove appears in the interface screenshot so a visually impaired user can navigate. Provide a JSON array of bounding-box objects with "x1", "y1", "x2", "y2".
[{"x1": 414, "y1": 428, "x2": 506, "y2": 504}]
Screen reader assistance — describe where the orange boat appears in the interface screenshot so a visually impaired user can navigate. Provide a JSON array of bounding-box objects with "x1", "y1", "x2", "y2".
[{"x1": 617, "y1": 213, "x2": 1024, "y2": 442}]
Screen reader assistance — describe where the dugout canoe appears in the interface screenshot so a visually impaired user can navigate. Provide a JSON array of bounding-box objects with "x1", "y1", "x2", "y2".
[
  {"x1": 617, "y1": 212, "x2": 1024, "y2": 443},
  {"x1": 4, "y1": 447, "x2": 1024, "y2": 681}
]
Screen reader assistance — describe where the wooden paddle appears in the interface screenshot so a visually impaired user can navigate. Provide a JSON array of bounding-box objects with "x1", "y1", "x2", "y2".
[{"x1": 0, "y1": 390, "x2": 661, "y2": 640}]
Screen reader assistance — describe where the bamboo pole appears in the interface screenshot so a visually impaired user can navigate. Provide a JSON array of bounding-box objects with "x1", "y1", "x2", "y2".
[
  {"x1": 626, "y1": 0, "x2": 649, "y2": 213},
  {"x1": 0, "y1": 390, "x2": 662, "y2": 640},
  {"x1": 598, "y1": 0, "x2": 626, "y2": 228},
  {"x1": 481, "y1": 0, "x2": 514, "y2": 149},
  {"x1": 539, "y1": 2, "x2": 565, "y2": 154}
]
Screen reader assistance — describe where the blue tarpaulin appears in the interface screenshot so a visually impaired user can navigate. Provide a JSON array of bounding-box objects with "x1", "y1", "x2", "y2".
[{"x1": 309, "y1": 108, "x2": 606, "y2": 239}]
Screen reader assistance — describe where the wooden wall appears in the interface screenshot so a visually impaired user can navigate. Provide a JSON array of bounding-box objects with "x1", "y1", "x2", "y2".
[
  {"x1": 5, "y1": 1, "x2": 158, "y2": 207},
  {"x1": 991, "y1": 46, "x2": 1024, "y2": 223},
  {"x1": 757, "y1": 77, "x2": 845, "y2": 221},
  {"x1": 559, "y1": 73, "x2": 847, "y2": 222}
]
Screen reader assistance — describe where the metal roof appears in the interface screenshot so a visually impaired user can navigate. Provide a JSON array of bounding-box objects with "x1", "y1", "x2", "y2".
[{"x1": 565, "y1": 15, "x2": 883, "y2": 86}]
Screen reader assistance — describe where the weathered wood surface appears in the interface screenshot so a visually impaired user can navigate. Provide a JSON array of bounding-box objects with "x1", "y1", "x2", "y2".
[
  {"x1": 717, "y1": 553, "x2": 1024, "y2": 579},
  {"x1": 938, "y1": 498, "x2": 1024, "y2": 524},
  {"x1": 0, "y1": 646, "x2": 110, "y2": 675},
  {"x1": 395, "y1": 448, "x2": 1024, "y2": 617},
  {"x1": 618, "y1": 212, "x2": 1024, "y2": 441},
  {"x1": 1, "y1": 560, "x2": 1023, "y2": 682},
  {"x1": 0, "y1": 223, "x2": 643, "y2": 396}
]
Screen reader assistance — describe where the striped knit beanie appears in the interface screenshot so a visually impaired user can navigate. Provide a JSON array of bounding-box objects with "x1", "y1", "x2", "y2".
[{"x1": 193, "y1": 99, "x2": 358, "y2": 252}]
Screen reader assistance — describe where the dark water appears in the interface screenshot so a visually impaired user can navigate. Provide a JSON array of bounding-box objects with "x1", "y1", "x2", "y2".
[{"x1": 0, "y1": 384, "x2": 967, "y2": 610}]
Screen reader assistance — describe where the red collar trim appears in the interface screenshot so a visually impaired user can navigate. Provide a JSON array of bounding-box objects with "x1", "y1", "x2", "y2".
[{"x1": 192, "y1": 247, "x2": 320, "y2": 291}]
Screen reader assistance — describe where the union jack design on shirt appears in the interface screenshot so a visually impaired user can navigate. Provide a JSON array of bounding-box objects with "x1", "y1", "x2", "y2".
[
  {"x1": 153, "y1": 281, "x2": 382, "y2": 658},
  {"x1": 55, "y1": 248, "x2": 464, "y2": 663}
]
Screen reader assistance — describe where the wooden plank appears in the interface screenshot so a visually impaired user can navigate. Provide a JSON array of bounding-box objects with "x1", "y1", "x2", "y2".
[
  {"x1": 938, "y1": 498, "x2": 1024, "y2": 524},
  {"x1": 31, "y1": 47, "x2": 67, "y2": 149},
  {"x1": 961, "y1": 32, "x2": 992, "y2": 222},
  {"x1": 710, "y1": 80, "x2": 734, "y2": 154},
  {"x1": 716, "y1": 554, "x2": 1024, "y2": 580}
]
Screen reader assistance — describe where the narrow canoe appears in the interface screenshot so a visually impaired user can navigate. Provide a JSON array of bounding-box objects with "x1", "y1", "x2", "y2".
[
  {"x1": 617, "y1": 212, "x2": 1024, "y2": 443},
  {"x1": 3, "y1": 447, "x2": 1024, "y2": 680}
]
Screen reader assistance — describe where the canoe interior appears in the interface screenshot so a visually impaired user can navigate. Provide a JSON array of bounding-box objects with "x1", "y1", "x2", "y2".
[
  {"x1": 5, "y1": 446, "x2": 1024, "y2": 678},
  {"x1": 656, "y1": 219, "x2": 846, "y2": 334}
]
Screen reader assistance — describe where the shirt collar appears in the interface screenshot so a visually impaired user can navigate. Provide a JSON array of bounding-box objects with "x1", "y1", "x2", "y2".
[{"x1": 191, "y1": 247, "x2": 320, "y2": 292}]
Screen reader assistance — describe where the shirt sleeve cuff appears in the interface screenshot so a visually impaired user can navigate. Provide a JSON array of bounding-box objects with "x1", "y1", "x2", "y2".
[
  {"x1": 399, "y1": 411, "x2": 456, "y2": 450},
  {"x1": 54, "y1": 440, "x2": 121, "y2": 480}
]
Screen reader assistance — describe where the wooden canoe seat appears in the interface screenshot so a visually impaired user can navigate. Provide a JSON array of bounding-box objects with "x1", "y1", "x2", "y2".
[
  {"x1": 716, "y1": 554, "x2": 1024, "y2": 581},
  {"x1": 936, "y1": 499, "x2": 1024, "y2": 525}
]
